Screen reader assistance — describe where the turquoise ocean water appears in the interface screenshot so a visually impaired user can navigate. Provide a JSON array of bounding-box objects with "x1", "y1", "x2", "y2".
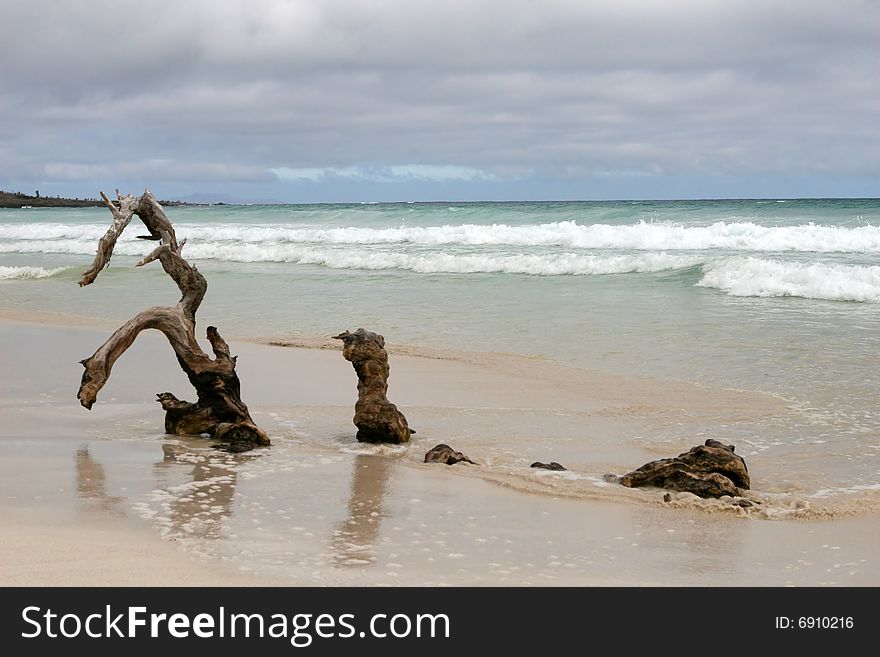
[{"x1": 1, "y1": 199, "x2": 878, "y2": 501}]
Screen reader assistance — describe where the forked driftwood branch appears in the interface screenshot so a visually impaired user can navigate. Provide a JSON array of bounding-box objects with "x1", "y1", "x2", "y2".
[{"x1": 77, "y1": 190, "x2": 270, "y2": 452}]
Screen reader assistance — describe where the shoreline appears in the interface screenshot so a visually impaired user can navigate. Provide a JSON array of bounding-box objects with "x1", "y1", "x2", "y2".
[
  {"x1": 0, "y1": 310, "x2": 875, "y2": 518},
  {"x1": 1, "y1": 315, "x2": 878, "y2": 585},
  {"x1": 0, "y1": 305, "x2": 796, "y2": 403}
]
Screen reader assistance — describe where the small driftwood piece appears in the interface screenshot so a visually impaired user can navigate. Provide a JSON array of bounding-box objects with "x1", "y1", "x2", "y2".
[
  {"x1": 332, "y1": 328, "x2": 412, "y2": 444},
  {"x1": 77, "y1": 190, "x2": 269, "y2": 453}
]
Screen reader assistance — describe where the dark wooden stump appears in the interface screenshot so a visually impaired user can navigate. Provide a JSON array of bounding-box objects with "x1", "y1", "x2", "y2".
[{"x1": 333, "y1": 328, "x2": 412, "y2": 444}]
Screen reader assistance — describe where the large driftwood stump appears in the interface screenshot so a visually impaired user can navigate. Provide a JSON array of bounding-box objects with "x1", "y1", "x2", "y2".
[
  {"x1": 332, "y1": 328, "x2": 411, "y2": 444},
  {"x1": 618, "y1": 439, "x2": 749, "y2": 498},
  {"x1": 77, "y1": 190, "x2": 269, "y2": 453}
]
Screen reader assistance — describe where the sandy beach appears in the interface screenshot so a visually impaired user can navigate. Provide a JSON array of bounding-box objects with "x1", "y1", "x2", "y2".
[{"x1": 0, "y1": 315, "x2": 877, "y2": 586}]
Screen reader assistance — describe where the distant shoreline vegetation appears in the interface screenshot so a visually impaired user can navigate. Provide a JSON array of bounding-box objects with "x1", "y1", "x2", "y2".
[{"x1": 0, "y1": 190, "x2": 190, "y2": 209}]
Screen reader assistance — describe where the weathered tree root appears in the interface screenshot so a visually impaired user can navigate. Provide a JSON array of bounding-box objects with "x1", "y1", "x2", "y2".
[
  {"x1": 618, "y1": 439, "x2": 749, "y2": 498},
  {"x1": 333, "y1": 328, "x2": 412, "y2": 444},
  {"x1": 77, "y1": 190, "x2": 269, "y2": 452}
]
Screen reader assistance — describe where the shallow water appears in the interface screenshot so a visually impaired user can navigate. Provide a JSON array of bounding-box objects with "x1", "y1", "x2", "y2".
[
  {"x1": 4, "y1": 422, "x2": 878, "y2": 586},
  {"x1": 1, "y1": 200, "x2": 878, "y2": 509},
  {"x1": 1, "y1": 320, "x2": 878, "y2": 585}
]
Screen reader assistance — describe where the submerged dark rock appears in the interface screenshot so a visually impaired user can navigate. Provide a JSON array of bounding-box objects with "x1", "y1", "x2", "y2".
[
  {"x1": 424, "y1": 444, "x2": 476, "y2": 465},
  {"x1": 619, "y1": 439, "x2": 750, "y2": 499},
  {"x1": 530, "y1": 461, "x2": 567, "y2": 471}
]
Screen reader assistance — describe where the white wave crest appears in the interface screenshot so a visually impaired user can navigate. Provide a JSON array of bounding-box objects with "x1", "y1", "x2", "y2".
[
  {"x1": 697, "y1": 258, "x2": 880, "y2": 302},
  {"x1": 2, "y1": 220, "x2": 880, "y2": 252},
  {"x1": 0, "y1": 265, "x2": 68, "y2": 280},
  {"x1": 170, "y1": 220, "x2": 880, "y2": 252},
  {"x1": 0, "y1": 238, "x2": 700, "y2": 275},
  {"x1": 196, "y1": 246, "x2": 701, "y2": 275},
  {"x1": 0, "y1": 223, "x2": 107, "y2": 240}
]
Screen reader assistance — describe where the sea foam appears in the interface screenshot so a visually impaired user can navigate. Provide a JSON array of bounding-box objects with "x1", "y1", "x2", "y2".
[
  {"x1": 3, "y1": 219, "x2": 880, "y2": 301},
  {"x1": 0, "y1": 237, "x2": 701, "y2": 274},
  {"x1": 189, "y1": 247, "x2": 702, "y2": 275},
  {"x1": 698, "y1": 258, "x2": 880, "y2": 302},
  {"x1": 186, "y1": 220, "x2": 880, "y2": 252}
]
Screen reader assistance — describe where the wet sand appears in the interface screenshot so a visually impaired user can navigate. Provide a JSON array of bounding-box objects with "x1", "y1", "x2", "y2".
[{"x1": 1, "y1": 317, "x2": 878, "y2": 586}]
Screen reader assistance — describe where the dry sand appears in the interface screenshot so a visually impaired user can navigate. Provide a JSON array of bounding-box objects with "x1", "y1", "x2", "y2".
[{"x1": 1, "y1": 317, "x2": 877, "y2": 586}]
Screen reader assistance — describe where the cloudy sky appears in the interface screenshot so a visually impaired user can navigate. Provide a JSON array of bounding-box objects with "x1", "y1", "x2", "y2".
[{"x1": 1, "y1": 0, "x2": 877, "y2": 202}]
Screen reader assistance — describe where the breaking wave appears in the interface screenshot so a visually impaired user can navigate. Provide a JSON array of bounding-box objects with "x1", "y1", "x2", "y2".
[
  {"x1": 2, "y1": 219, "x2": 879, "y2": 301},
  {"x1": 212, "y1": 250, "x2": 703, "y2": 275},
  {"x1": 697, "y1": 258, "x2": 880, "y2": 303},
  {"x1": 2, "y1": 220, "x2": 880, "y2": 252},
  {"x1": 0, "y1": 265, "x2": 68, "y2": 280}
]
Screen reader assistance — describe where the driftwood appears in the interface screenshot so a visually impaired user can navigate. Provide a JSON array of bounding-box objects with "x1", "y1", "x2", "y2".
[
  {"x1": 77, "y1": 190, "x2": 269, "y2": 453},
  {"x1": 333, "y1": 328, "x2": 412, "y2": 444},
  {"x1": 424, "y1": 444, "x2": 476, "y2": 465},
  {"x1": 618, "y1": 439, "x2": 749, "y2": 498}
]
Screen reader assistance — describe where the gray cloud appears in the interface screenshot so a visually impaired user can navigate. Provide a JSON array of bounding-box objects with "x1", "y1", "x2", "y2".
[
  {"x1": 42, "y1": 160, "x2": 274, "y2": 183},
  {"x1": 1, "y1": 0, "x2": 877, "y2": 198},
  {"x1": 270, "y1": 164, "x2": 498, "y2": 183}
]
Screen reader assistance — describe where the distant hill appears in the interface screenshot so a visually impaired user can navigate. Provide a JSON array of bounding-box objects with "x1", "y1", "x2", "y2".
[{"x1": 0, "y1": 190, "x2": 190, "y2": 209}]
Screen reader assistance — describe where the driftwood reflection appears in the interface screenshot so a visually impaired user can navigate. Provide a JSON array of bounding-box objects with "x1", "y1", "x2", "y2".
[
  {"x1": 75, "y1": 446, "x2": 124, "y2": 513},
  {"x1": 74, "y1": 438, "x2": 251, "y2": 540},
  {"x1": 331, "y1": 454, "x2": 393, "y2": 567},
  {"x1": 154, "y1": 440, "x2": 249, "y2": 539}
]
